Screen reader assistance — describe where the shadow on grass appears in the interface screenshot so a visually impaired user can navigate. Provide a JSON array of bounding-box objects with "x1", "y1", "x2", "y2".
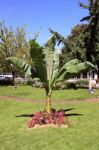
[
  {"x1": 63, "y1": 108, "x2": 83, "y2": 117},
  {"x1": 64, "y1": 108, "x2": 83, "y2": 117},
  {"x1": 66, "y1": 113, "x2": 83, "y2": 117},
  {"x1": 15, "y1": 108, "x2": 83, "y2": 118},
  {"x1": 16, "y1": 114, "x2": 34, "y2": 117},
  {"x1": 63, "y1": 108, "x2": 75, "y2": 112}
]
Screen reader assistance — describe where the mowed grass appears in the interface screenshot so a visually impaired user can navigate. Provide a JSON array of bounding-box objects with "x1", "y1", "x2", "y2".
[
  {"x1": 0, "y1": 86, "x2": 99, "y2": 150},
  {"x1": 0, "y1": 85, "x2": 99, "y2": 100},
  {"x1": 0, "y1": 99, "x2": 99, "y2": 150}
]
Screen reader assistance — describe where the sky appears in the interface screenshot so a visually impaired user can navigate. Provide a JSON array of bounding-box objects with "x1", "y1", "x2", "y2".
[{"x1": 0, "y1": 0, "x2": 88, "y2": 45}]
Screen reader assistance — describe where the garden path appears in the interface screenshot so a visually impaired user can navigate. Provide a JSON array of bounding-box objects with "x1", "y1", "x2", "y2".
[{"x1": 0, "y1": 95, "x2": 99, "y2": 104}]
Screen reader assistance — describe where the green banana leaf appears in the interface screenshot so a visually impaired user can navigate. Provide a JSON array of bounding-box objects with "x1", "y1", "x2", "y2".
[
  {"x1": 6, "y1": 57, "x2": 32, "y2": 76},
  {"x1": 6, "y1": 36, "x2": 96, "y2": 93},
  {"x1": 30, "y1": 39, "x2": 47, "y2": 84},
  {"x1": 30, "y1": 36, "x2": 57, "y2": 86},
  {"x1": 56, "y1": 60, "x2": 96, "y2": 83},
  {"x1": 50, "y1": 53, "x2": 59, "y2": 86}
]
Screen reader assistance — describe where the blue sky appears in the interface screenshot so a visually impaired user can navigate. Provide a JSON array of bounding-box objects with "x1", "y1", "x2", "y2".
[{"x1": 0, "y1": 0, "x2": 88, "y2": 45}]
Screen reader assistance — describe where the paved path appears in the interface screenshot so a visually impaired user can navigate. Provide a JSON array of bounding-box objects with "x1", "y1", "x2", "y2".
[{"x1": 0, "y1": 95, "x2": 99, "y2": 104}]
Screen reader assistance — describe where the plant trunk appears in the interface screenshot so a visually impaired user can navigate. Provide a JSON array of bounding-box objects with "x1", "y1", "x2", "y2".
[{"x1": 45, "y1": 94, "x2": 51, "y2": 114}]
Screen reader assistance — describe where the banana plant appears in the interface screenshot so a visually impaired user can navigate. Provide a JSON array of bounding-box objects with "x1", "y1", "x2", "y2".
[{"x1": 6, "y1": 34, "x2": 96, "y2": 113}]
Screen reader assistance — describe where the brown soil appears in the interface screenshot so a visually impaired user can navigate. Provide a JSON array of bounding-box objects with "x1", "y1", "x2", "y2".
[
  {"x1": 0, "y1": 95, "x2": 99, "y2": 104},
  {"x1": 28, "y1": 124, "x2": 68, "y2": 129}
]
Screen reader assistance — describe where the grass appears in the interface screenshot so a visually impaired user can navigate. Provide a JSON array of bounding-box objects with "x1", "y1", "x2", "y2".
[
  {"x1": 0, "y1": 85, "x2": 99, "y2": 100},
  {"x1": 0, "y1": 99, "x2": 99, "y2": 150},
  {"x1": 0, "y1": 86, "x2": 99, "y2": 149}
]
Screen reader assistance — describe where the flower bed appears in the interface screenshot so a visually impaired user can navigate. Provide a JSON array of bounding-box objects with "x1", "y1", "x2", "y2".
[{"x1": 28, "y1": 109, "x2": 68, "y2": 128}]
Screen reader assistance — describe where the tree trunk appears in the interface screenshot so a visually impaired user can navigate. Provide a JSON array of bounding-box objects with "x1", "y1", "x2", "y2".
[
  {"x1": 45, "y1": 95, "x2": 51, "y2": 113},
  {"x1": 12, "y1": 71, "x2": 15, "y2": 86},
  {"x1": 97, "y1": 63, "x2": 99, "y2": 79}
]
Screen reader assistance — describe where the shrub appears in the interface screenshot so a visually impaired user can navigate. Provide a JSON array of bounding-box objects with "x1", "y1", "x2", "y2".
[
  {"x1": 15, "y1": 77, "x2": 27, "y2": 85},
  {"x1": 65, "y1": 82, "x2": 76, "y2": 89},
  {"x1": 0, "y1": 77, "x2": 13, "y2": 85},
  {"x1": 76, "y1": 79, "x2": 88, "y2": 87},
  {"x1": 52, "y1": 81, "x2": 76, "y2": 90}
]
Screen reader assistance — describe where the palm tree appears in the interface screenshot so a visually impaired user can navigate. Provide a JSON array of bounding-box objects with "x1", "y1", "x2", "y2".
[{"x1": 6, "y1": 34, "x2": 95, "y2": 113}]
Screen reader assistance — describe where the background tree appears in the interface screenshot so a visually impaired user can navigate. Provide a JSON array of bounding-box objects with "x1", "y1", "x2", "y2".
[
  {"x1": 0, "y1": 20, "x2": 30, "y2": 84},
  {"x1": 50, "y1": 25, "x2": 87, "y2": 70},
  {"x1": 60, "y1": 24, "x2": 87, "y2": 64},
  {"x1": 80, "y1": 0, "x2": 99, "y2": 77}
]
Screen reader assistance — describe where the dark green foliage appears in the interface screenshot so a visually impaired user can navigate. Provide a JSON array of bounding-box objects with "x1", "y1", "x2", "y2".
[
  {"x1": 50, "y1": 24, "x2": 87, "y2": 65},
  {"x1": 52, "y1": 82, "x2": 76, "y2": 90},
  {"x1": 80, "y1": 0, "x2": 99, "y2": 76},
  {"x1": 30, "y1": 39, "x2": 47, "y2": 83},
  {"x1": 61, "y1": 24, "x2": 87, "y2": 63}
]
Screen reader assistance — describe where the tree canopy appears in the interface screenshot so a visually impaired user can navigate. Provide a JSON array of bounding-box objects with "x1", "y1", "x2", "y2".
[
  {"x1": 0, "y1": 20, "x2": 30, "y2": 74},
  {"x1": 80, "y1": 0, "x2": 99, "y2": 76}
]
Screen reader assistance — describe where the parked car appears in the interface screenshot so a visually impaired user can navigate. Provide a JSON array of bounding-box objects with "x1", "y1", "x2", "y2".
[
  {"x1": 0, "y1": 75, "x2": 6, "y2": 80},
  {"x1": 0, "y1": 75, "x2": 13, "y2": 85}
]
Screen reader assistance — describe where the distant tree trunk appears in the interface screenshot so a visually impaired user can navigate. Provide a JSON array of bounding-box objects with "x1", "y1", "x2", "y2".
[
  {"x1": 97, "y1": 63, "x2": 99, "y2": 78},
  {"x1": 12, "y1": 71, "x2": 15, "y2": 86}
]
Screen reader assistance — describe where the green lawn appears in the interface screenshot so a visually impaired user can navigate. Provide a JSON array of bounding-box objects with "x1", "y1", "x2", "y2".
[
  {"x1": 0, "y1": 99, "x2": 99, "y2": 150},
  {"x1": 0, "y1": 86, "x2": 99, "y2": 150},
  {"x1": 0, "y1": 85, "x2": 99, "y2": 100}
]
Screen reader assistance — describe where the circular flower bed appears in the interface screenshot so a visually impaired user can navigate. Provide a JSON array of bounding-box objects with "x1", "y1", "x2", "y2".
[{"x1": 28, "y1": 109, "x2": 68, "y2": 128}]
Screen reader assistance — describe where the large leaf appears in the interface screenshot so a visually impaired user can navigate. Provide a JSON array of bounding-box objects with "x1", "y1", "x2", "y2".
[
  {"x1": 79, "y1": 2, "x2": 89, "y2": 9},
  {"x1": 57, "y1": 59, "x2": 80, "y2": 77},
  {"x1": 44, "y1": 35, "x2": 57, "y2": 84},
  {"x1": 55, "y1": 60, "x2": 96, "y2": 83},
  {"x1": 6, "y1": 57, "x2": 32, "y2": 76},
  {"x1": 50, "y1": 59, "x2": 80, "y2": 85},
  {"x1": 80, "y1": 16, "x2": 90, "y2": 21},
  {"x1": 30, "y1": 37, "x2": 58, "y2": 92},
  {"x1": 49, "y1": 28, "x2": 66, "y2": 45},
  {"x1": 50, "y1": 53, "x2": 59, "y2": 86},
  {"x1": 44, "y1": 47, "x2": 54, "y2": 83},
  {"x1": 30, "y1": 39, "x2": 47, "y2": 83},
  {"x1": 45, "y1": 34, "x2": 56, "y2": 50}
]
